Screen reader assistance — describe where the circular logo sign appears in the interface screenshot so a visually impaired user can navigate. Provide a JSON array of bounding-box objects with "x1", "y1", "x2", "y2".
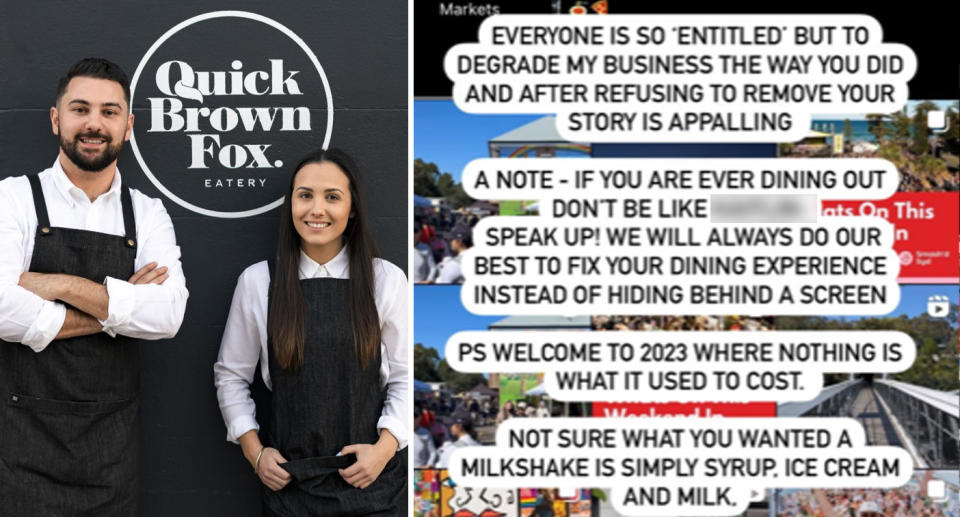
[
  {"x1": 130, "y1": 11, "x2": 333, "y2": 218},
  {"x1": 898, "y1": 250, "x2": 913, "y2": 266}
]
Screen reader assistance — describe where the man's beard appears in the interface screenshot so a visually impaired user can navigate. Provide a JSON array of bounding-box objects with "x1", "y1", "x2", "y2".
[{"x1": 59, "y1": 129, "x2": 124, "y2": 172}]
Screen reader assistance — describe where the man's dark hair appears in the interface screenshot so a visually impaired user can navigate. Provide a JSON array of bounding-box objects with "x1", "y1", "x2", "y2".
[
  {"x1": 453, "y1": 418, "x2": 476, "y2": 439},
  {"x1": 452, "y1": 228, "x2": 473, "y2": 248},
  {"x1": 56, "y1": 58, "x2": 131, "y2": 108}
]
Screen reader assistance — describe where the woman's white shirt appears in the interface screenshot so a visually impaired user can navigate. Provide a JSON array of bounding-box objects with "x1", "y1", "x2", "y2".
[{"x1": 214, "y1": 247, "x2": 409, "y2": 450}]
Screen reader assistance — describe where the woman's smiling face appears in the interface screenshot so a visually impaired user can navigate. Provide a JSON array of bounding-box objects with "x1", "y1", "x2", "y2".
[{"x1": 291, "y1": 161, "x2": 353, "y2": 263}]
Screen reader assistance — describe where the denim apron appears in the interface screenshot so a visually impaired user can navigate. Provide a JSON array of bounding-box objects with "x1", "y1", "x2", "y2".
[
  {"x1": 263, "y1": 264, "x2": 406, "y2": 516},
  {"x1": 0, "y1": 174, "x2": 139, "y2": 516}
]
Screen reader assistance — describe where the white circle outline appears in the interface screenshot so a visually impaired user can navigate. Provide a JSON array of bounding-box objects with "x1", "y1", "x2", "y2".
[{"x1": 129, "y1": 10, "x2": 334, "y2": 218}]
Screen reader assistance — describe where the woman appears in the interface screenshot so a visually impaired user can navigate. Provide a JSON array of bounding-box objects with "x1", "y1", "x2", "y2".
[
  {"x1": 531, "y1": 489, "x2": 557, "y2": 517},
  {"x1": 214, "y1": 148, "x2": 407, "y2": 516},
  {"x1": 536, "y1": 400, "x2": 550, "y2": 418},
  {"x1": 496, "y1": 400, "x2": 516, "y2": 425}
]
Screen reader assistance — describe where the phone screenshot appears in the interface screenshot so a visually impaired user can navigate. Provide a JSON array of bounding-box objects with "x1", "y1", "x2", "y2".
[{"x1": 412, "y1": 2, "x2": 958, "y2": 516}]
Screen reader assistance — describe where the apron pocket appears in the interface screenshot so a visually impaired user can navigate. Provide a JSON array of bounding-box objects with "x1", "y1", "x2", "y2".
[
  {"x1": 4, "y1": 392, "x2": 136, "y2": 484},
  {"x1": 8, "y1": 392, "x2": 132, "y2": 414}
]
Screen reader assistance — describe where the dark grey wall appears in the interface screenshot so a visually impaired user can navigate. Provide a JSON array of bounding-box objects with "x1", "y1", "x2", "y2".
[{"x1": 0, "y1": 2, "x2": 407, "y2": 515}]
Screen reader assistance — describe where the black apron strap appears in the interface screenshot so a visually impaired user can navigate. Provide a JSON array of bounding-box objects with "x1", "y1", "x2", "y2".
[
  {"x1": 26, "y1": 174, "x2": 52, "y2": 236},
  {"x1": 120, "y1": 187, "x2": 137, "y2": 249}
]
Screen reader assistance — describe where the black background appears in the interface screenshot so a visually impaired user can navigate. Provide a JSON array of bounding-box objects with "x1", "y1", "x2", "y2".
[
  {"x1": 415, "y1": 2, "x2": 959, "y2": 99},
  {"x1": 0, "y1": 2, "x2": 406, "y2": 515}
]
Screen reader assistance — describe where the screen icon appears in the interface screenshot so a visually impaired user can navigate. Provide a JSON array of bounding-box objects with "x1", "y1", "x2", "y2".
[{"x1": 927, "y1": 295, "x2": 950, "y2": 317}]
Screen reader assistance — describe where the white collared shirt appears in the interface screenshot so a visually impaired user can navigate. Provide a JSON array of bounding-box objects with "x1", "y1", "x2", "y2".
[
  {"x1": 436, "y1": 255, "x2": 464, "y2": 284},
  {"x1": 213, "y1": 247, "x2": 409, "y2": 450},
  {"x1": 437, "y1": 434, "x2": 480, "y2": 469},
  {"x1": 0, "y1": 159, "x2": 189, "y2": 351}
]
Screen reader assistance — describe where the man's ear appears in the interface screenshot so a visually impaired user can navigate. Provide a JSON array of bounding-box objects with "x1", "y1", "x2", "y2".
[
  {"x1": 124, "y1": 112, "x2": 134, "y2": 141},
  {"x1": 50, "y1": 107, "x2": 59, "y2": 136}
]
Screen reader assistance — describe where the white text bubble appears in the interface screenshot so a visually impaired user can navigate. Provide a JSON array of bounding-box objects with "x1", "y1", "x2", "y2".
[
  {"x1": 446, "y1": 15, "x2": 916, "y2": 142},
  {"x1": 449, "y1": 418, "x2": 912, "y2": 516},
  {"x1": 463, "y1": 216, "x2": 900, "y2": 315},
  {"x1": 445, "y1": 331, "x2": 915, "y2": 402},
  {"x1": 463, "y1": 158, "x2": 899, "y2": 200}
]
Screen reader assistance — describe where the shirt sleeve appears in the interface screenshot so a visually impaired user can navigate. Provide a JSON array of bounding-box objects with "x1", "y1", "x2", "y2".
[
  {"x1": 437, "y1": 442, "x2": 455, "y2": 470},
  {"x1": 375, "y1": 259, "x2": 409, "y2": 451},
  {"x1": 99, "y1": 196, "x2": 188, "y2": 339},
  {"x1": 213, "y1": 262, "x2": 270, "y2": 443},
  {"x1": 0, "y1": 177, "x2": 67, "y2": 352}
]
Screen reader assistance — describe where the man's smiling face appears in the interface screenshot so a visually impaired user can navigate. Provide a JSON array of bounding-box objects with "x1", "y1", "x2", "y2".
[{"x1": 52, "y1": 76, "x2": 133, "y2": 172}]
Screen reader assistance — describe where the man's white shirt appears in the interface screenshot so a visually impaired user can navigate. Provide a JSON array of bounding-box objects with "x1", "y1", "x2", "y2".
[
  {"x1": 437, "y1": 434, "x2": 480, "y2": 469},
  {"x1": 0, "y1": 159, "x2": 189, "y2": 351}
]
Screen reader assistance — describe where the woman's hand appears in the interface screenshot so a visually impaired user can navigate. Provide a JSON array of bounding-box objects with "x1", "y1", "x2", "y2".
[
  {"x1": 338, "y1": 430, "x2": 399, "y2": 489},
  {"x1": 238, "y1": 431, "x2": 291, "y2": 492},
  {"x1": 257, "y1": 447, "x2": 292, "y2": 492}
]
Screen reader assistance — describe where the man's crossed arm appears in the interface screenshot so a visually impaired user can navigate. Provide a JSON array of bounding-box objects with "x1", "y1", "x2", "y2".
[{"x1": 18, "y1": 263, "x2": 169, "y2": 340}]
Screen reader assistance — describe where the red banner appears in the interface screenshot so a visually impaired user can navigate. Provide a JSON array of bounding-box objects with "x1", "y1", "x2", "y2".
[
  {"x1": 592, "y1": 402, "x2": 776, "y2": 417},
  {"x1": 822, "y1": 192, "x2": 959, "y2": 283}
]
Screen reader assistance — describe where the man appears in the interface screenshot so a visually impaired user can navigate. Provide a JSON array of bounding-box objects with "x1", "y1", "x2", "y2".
[
  {"x1": 436, "y1": 417, "x2": 480, "y2": 469},
  {"x1": 0, "y1": 58, "x2": 189, "y2": 516},
  {"x1": 468, "y1": 397, "x2": 480, "y2": 423},
  {"x1": 413, "y1": 219, "x2": 437, "y2": 283},
  {"x1": 413, "y1": 404, "x2": 437, "y2": 468},
  {"x1": 435, "y1": 227, "x2": 471, "y2": 284}
]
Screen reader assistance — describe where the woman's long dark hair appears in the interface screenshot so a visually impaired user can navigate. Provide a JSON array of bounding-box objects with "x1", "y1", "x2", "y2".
[{"x1": 268, "y1": 148, "x2": 381, "y2": 371}]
